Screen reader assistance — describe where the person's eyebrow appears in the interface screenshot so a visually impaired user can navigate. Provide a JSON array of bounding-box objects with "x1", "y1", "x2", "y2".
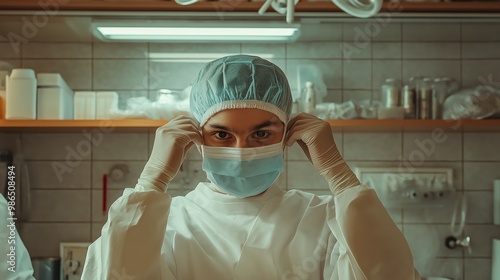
[
  {"x1": 251, "y1": 121, "x2": 278, "y2": 131},
  {"x1": 207, "y1": 121, "x2": 279, "y2": 132},
  {"x1": 208, "y1": 124, "x2": 232, "y2": 132}
]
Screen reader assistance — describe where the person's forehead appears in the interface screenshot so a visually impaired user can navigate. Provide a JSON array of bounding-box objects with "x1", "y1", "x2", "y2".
[{"x1": 204, "y1": 108, "x2": 283, "y2": 128}]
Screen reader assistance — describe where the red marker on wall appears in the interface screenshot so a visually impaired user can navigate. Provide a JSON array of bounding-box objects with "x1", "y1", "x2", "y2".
[{"x1": 102, "y1": 174, "x2": 107, "y2": 213}]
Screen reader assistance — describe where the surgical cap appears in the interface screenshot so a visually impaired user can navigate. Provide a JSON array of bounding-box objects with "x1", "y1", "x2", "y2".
[{"x1": 190, "y1": 54, "x2": 292, "y2": 126}]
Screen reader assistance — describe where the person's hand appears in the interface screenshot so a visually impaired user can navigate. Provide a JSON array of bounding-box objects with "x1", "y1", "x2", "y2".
[
  {"x1": 285, "y1": 113, "x2": 360, "y2": 195},
  {"x1": 137, "y1": 115, "x2": 203, "y2": 192}
]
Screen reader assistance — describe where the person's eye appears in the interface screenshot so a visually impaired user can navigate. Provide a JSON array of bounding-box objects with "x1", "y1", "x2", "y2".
[
  {"x1": 214, "y1": 131, "x2": 230, "y2": 140},
  {"x1": 254, "y1": 130, "x2": 270, "y2": 139}
]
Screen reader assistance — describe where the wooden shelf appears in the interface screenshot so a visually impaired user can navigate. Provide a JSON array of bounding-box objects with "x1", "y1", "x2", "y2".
[
  {"x1": 1, "y1": 119, "x2": 499, "y2": 132},
  {"x1": 0, "y1": 119, "x2": 167, "y2": 132},
  {"x1": 1, "y1": 1, "x2": 500, "y2": 13},
  {"x1": 329, "y1": 119, "x2": 500, "y2": 132}
]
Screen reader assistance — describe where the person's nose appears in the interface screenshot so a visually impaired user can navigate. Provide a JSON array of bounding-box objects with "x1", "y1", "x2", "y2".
[{"x1": 234, "y1": 137, "x2": 251, "y2": 148}]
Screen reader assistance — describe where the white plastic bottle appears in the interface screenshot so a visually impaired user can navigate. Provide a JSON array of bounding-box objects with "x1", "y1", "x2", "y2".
[
  {"x1": 5, "y1": 69, "x2": 37, "y2": 119},
  {"x1": 0, "y1": 90, "x2": 5, "y2": 119},
  {"x1": 303, "y1": 81, "x2": 316, "y2": 114}
]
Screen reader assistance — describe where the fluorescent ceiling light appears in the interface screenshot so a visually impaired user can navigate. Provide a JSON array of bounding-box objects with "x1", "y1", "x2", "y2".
[
  {"x1": 148, "y1": 52, "x2": 275, "y2": 62},
  {"x1": 93, "y1": 21, "x2": 300, "y2": 42}
]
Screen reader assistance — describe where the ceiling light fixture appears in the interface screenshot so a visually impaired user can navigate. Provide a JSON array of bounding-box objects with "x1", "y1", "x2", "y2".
[{"x1": 92, "y1": 21, "x2": 300, "y2": 42}]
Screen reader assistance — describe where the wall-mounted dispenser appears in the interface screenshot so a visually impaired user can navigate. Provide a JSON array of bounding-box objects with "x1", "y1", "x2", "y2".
[
  {"x1": 444, "y1": 192, "x2": 471, "y2": 255},
  {"x1": 355, "y1": 167, "x2": 455, "y2": 209}
]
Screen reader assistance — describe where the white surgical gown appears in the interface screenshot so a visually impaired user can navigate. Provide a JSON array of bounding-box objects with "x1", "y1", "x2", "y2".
[{"x1": 82, "y1": 182, "x2": 421, "y2": 280}]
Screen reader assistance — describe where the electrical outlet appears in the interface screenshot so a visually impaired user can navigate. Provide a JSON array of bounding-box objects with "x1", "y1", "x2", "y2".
[{"x1": 60, "y1": 243, "x2": 90, "y2": 280}]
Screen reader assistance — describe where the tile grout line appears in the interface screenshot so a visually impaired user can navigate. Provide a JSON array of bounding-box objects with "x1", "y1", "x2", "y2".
[{"x1": 88, "y1": 41, "x2": 95, "y2": 241}]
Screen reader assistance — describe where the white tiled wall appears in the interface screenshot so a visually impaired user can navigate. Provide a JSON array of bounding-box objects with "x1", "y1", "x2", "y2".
[{"x1": 1, "y1": 20, "x2": 500, "y2": 280}]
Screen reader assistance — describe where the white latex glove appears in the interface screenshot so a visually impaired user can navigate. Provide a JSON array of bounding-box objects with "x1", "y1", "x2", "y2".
[
  {"x1": 137, "y1": 115, "x2": 202, "y2": 192},
  {"x1": 285, "y1": 113, "x2": 360, "y2": 195}
]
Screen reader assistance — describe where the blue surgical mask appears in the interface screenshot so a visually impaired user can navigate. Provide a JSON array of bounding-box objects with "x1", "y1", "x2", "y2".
[{"x1": 201, "y1": 142, "x2": 285, "y2": 198}]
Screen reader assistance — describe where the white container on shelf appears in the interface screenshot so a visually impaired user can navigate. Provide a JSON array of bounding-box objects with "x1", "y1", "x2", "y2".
[
  {"x1": 5, "y1": 69, "x2": 37, "y2": 120},
  {"x1": 74, "y1": 91, "x2": 96, "y2": 120},
  {"x1": 36, "y1": 73, "x2": 74, "y2": 120},
  {"x1": 96, "y1": 91, "x2": 118, "y2": 119},
  {"x1": 493, "y1": 238, "x2": 500, "y2": 280},
  {"x1": 0, "y1": 89, "x2": 5, "y2": 119},
  {"x1": 303, "y1": 81, "x2": 316, "y2": 114}
]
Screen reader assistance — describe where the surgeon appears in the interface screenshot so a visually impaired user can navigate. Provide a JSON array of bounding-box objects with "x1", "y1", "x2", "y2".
[{"x1": 82, "y1": 54, "x2": 421, "y2": 280}]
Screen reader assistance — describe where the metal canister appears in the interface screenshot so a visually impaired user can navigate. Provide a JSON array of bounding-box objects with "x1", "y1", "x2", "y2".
[
  {"x1": 381, "y1": 78, "x2": 401, "y2": 108},
  {"x1": 432, "y1": 78, "x2": 449, "y2": 119},
  {"x1": 408, "y1": 76, "x2": 424, "y2": 94},
  {"x1": 402, "y1": 85, "x2": 416, "y2": 119},
  {"x1": 408, "y1": 76, "x2": 424, "y2": 119},
  {"x1": 419, "y1": 79, "x2": 432, "y2": 119}
]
